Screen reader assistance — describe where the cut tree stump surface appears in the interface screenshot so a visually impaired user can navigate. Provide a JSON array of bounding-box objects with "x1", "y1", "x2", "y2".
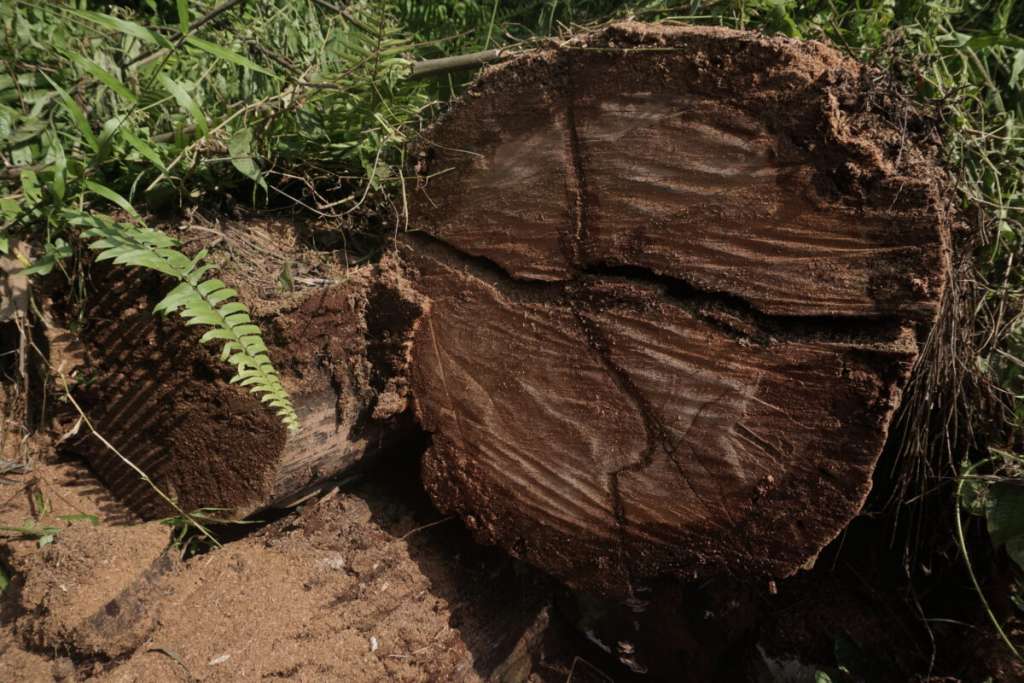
[{"x1": 405, "y1": 22, "x2": 952, "y2": 595}]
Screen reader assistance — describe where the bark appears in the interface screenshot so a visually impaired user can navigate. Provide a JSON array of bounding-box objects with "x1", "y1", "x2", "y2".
[
  {"x1": 403, "y1": 22, "x2": 952, "y2": 596},
  {"x1": 71, "y1": 227, "x2": 425, "y2": 519}
]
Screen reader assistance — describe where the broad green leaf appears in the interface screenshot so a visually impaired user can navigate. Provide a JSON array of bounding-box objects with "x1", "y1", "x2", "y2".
[
  {"x1": 90, "y1": 116, "x2": 118, "y2": 169},
  {"x1": 206, "y1": 288, "x2": 236, "y2": 306},
  {"x1": 7, "y1": 118, "x2": 46, "y2": 146},
  {"x1": 1011, "y1": 50, "x2": 1024, "y2": 89},
  {"x1": 197, "y1": 278, "x2": 227, "y2": 296},
  {"x1": 154, "y1": 281, "x2": 196, "y2": 314},
  {"x1": 218, "y1": 302, "x2": 247, "y2": 316},
  {"x1": 176, "y1": 0, "x2": 190, "y2": 35},
  {"x1": 200, "y1": 328, "x2": 238, "y2": 344},
  {"x1": 0, "y1": 73, "x2": 37, "y2": 92},
  {"x1": 20, "y1": 239, "x2": 71, "y2": 275},
  {"x1": 224, "y1": 312, "x2": 252, "y2": 326},
  {"x1": 183, "y1": 311, "x2": 224, "y2": 326},
  {"x1": 987, "y1": 482, "x2": 1024, "y2": 571},
  {"x1": 186, "y1": 36, "x2": 274, "y2": 76},
  {"x1": 966, "y1": 32, "x2": 1024, "y2": 50},
  {"x1": 47, "y1": 139, "x2": 67, "y2": 202},
  {"x1": 158, "y1": 75, "x2": 208, "y2": 135},
  {"x1": 1008, "y1": 537, "x2": 1024, "y2": 573},
  {"x1": 20, "y1": 169, "x2": 41, "y2": 203},
  {"x1": 120, "y1": 127, "x2": 166, "y2": 171},
  {"x1": 0, "y1": 199, "x2": 18, "y2": 222},
  {"x1": 227, "y1": 127, "x2": 266, "y2": 189}
]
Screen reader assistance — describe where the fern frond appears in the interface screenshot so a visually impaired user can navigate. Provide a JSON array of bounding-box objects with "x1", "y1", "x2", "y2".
[{"x1": 71, "y1": 210, "x2": 300, "y2": 431}]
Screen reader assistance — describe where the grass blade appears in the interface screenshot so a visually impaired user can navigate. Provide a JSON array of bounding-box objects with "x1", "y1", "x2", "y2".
[
  {"x1": 185, "y1": 36, "x2": 275, "y2": 77},
  {"x1": 158, "y1": 74, "x2": 208, "y2": 136},
  {"x1": 62, "y1": 49, "x2": 137, "y2": 103},
  {"x1": 176, "y1": 0, "x2": 190, "y2": 36},
  {"x1": 67, "y1": 9, "x2": 173, "y2": 48},
  {"x1": 85, "y1": 180, "x2": 139, "y2": 217},
  {"x1": 38, "y1": 73, "x2": 98, "y2": 152}
]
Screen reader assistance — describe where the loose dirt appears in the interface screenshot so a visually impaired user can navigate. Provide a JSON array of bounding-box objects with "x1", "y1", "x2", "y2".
[
  {"x1": 1, "y1": 454, "x2": 563, "y2": 682},
  {"x1": 2, "y1": 450, "x2": 1021, "y2": 681}
]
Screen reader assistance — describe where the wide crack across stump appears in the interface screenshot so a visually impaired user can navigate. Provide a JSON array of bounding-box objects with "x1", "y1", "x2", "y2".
[{"x1": 405, "y1": 230, "x2": 910, "y2": 349}]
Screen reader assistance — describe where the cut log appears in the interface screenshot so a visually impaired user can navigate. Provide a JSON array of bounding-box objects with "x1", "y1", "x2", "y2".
[
  {"x1": 70, "y1": 220, "x2": 425, "y2": 519},
  {"x1": 404, "y1": 23, "x2": 952, "y2": 595}
]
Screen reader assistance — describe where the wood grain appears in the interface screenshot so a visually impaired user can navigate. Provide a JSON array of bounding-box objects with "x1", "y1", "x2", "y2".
[
  {"x1": 407, "y1": 22, "x2": 951, "y2": 595},
  {"x1": 72, "y1": 251, "x2": 425, "y2": 519}
]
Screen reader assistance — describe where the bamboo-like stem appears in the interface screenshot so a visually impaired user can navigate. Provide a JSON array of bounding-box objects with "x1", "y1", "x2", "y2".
[{"x1": 410, "y1": 49, "x2": 504, "y2": 79}]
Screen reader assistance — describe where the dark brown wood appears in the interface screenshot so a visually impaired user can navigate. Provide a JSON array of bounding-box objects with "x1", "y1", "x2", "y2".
[
  {"x1": 404, "y1": 22, "x2": 952, "y2": 596},
  {"x1": 68, "y1": 24, "x2": 952, "y2": 599},
  {"x1": 70, "y1": 221, "x2": 425, "y2": 519}
]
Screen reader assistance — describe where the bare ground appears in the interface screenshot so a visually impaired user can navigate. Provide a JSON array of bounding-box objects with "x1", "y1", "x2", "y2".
[
  {"x1": 0, "y1": 456, "x2": 569, "y2": 682},
  {"x1": 1, "y1": 355, "x2": 1021, "y2": 683}
]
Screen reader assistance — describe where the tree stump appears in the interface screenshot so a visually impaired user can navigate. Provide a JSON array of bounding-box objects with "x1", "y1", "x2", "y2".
[
  {"x1": 404, "y1": 23, "x2": 952, "y2": 595},
  {"x1": 71, "y1": 220, "x2": 425, "y2": 518}
]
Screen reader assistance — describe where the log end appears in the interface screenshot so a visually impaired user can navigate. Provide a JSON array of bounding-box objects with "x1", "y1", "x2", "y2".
[{"x1": 406, "y1": 22, "x2": 953, "y2": 595}]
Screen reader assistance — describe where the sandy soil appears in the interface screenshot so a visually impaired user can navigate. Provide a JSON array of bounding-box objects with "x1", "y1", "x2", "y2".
[
  {"x1": 0, "y1": 458, "x2": 569, "y2": 682},
  {"x1": 3, "y1": 453, "x2": 1024, "y2": 682}
]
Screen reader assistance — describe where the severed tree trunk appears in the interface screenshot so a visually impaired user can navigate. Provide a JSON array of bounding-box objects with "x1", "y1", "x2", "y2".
[
  {"x1": 403, "y1": 22, "x2": 952, "y2": 596},
  {"x1": 69, "y1": 23, "x2": 953, "y2": 598},
  {"x1": 71, "y1": 222, "x2": 425, "y2": 519}
]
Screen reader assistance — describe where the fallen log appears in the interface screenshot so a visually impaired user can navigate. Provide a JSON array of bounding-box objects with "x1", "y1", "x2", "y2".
[
  {"x1": 404, "y1": 22, "x2": 952, "y2": 595},
  {"x1": 70, "y1": 220, "x2": 425, "y2": 518}
]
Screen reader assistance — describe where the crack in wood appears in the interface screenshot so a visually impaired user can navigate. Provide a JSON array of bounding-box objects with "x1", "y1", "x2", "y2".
[
  {"x1": 405, "y1": 230, "x2": 909, "y2": 352},
  {"x1": 403, "y1": 22, "x2": 951, "y2": 595},
  {"x1": 561, "y1": 61, "x2": 589, "y2": 267},
  {"x1": 570, "y1": 308, "x2": 727, "y2": 517},
  {"x1": 407, "y1": 230, "x2": 914, "y2": 584},
  {"x1": 571, "y1": 305, "x2": 674, "y2": 594}
]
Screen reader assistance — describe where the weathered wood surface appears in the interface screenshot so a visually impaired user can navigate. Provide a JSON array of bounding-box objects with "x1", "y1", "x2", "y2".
[
  {"x1": 72, "y1": 224, "x2": 424, "y2": 519},
  {"x1": 405, "y1": 22, "x2": 952, "y2": 595}
]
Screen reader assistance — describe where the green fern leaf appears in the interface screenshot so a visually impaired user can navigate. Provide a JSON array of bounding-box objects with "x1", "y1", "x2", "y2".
[{"x1": 72, "y1": 210, "x2": 299, "y2": 431}]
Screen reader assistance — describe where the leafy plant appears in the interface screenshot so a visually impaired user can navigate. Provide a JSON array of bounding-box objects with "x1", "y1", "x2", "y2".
[
  {"x1": 0, "y1": 512, "x2": 98, "y2": 548},
  {"x1": 0, "y1": 521, "x2": 62, "y2": 547},
  {"x1": 82, "y1": 211, "x2": 298, "y2": 429},
  {"x1": 958, "y1": 449, "x2": 1024, "y2": 659},
  {"x1": 161, "y1": 507, "x2": 258, "y2": 558}
]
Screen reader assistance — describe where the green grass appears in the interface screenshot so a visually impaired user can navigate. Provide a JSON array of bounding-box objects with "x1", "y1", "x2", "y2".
[{"x1": 1, "y1": 0, "x2": 1023, "y2": 654}]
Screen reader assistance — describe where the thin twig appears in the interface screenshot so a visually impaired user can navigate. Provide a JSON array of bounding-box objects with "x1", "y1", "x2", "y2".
[
  {"x1": 399, "y1": 516, "x2": 454, "y2": 541},
  {"x1": 955, "y1": 458, "x2": 1022, "y2": 660}
]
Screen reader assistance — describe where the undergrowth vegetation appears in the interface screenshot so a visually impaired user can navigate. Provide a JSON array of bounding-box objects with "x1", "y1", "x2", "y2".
[{"x1": 1, "y1": 0, "x2": 1022, "y2": 655}]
